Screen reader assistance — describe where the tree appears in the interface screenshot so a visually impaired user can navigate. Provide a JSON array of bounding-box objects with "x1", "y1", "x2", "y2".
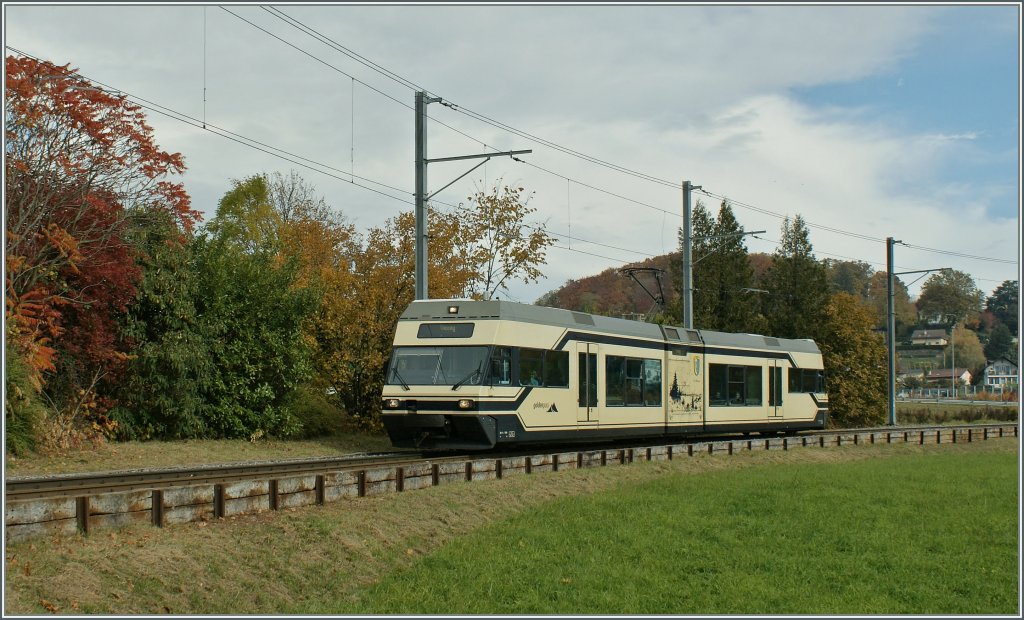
[
  {"x1": 985, "y1": 280, "x2": 1019, "y2": 336},
  {"x1": 313, "y1": 209, "x2": 476, "y2": 429},
  {"x1": 824, "y1": 259, "x2": 873, "y2": 298},
  {"x1": 984, "y1": 323, "x2": 1014, "y2": 362},
  {"x1": 458, "y1": 183, "x2": 555, "y2": 300},
  {"x1": 817, "y1": 293, "x2": 887, "y2": 428},
  {"x1": 763, "y1": 215, "x2": 828, "y2": 339},
  {"x1": 5, "y1": 55, "x2": 199, "y2": 448},
  {"x1": 917, "y1": 269, "x2": 983, "y2": 326},
  {"x1": 113, "y1": 212, "x2": 211, "y2": 439},
  {"x1": 865, "y1": 271, "x2": 915, "y2": 331},
  {"x1": 942, "y1": 324, "x2": 986, "y2": 379},
  {"x1": 703, "y1": 201, "x2": 764, "y2": 333}
]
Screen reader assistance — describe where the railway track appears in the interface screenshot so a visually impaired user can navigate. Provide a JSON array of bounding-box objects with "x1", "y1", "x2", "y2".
[{"x1": 4, "y1": 423, "x2": 1017, "y2": 543}]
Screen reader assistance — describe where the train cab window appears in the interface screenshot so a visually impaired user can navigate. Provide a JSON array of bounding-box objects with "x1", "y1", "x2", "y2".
[
  {"x1": 709, "y1": 364, "x2": 762, "y2": 406},
  {"x1": 606, "y1": 356, "x2": 662, "y2": 407},
  {"x1": 488, "y1": 347, "x2": 512, "y2": 385}
]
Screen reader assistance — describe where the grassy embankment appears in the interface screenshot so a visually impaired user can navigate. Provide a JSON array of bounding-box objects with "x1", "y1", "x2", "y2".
[{"x1": 3, "y1": 439, "x2": 1017, "y2": 615}]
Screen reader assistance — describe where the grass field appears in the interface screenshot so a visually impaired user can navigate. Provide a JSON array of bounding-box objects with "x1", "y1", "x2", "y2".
[
  {"x1": 349, "y1": 442, "x2": 1019, "y2": 615},
  {"x1": 3, "y1": 440, "x2": 1017, "y2": 615}
]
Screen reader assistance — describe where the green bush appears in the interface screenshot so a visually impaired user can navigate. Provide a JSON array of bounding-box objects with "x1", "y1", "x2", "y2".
[
  {"x1": 283, "y1": 386, "x2": 349, "y2": 438},
  {"x1": 4, "y1": 344, "x2": 46, "y2": 455}
]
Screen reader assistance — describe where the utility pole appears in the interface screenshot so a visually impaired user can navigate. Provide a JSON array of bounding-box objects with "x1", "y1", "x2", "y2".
[
  {"x1": 886, "y1": 237, "x2": 898, "y2": 426},
  {"x1": 414, "y1": 91, "x2": 440, "y2": 301},
  {"x1": 887, "y1": 239, "x2": 948, "y2": 426},
  {"x1": 413, "y1": 91, "x2": 530, "y2": 300},
  {"x1": 681, "y1": 180, "x2": 699, "y2": 329}
]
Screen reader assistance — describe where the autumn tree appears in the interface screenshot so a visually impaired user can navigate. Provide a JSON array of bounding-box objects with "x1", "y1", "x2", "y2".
[
  {"x1": 457, "y1": 183, "x2": 555, "y2": 300},
  {"x1": 5, "y1": 55, "x2": 199, "y2": 449},
  {"x1": 763, "y1": 215, "x2": 828, "y2": 339},
  {"x1": 817, "y1": 293, "x2": 887, "y2": 428},
  {"x1": 917, "y1": 269, "x2": 983, "y2": 326},
  {"x1": 314, "y1": 208, "x2": 477, "y2": 428},
  {"x1": 942, "y1": 324, "x2": 986, "y2": 381}
]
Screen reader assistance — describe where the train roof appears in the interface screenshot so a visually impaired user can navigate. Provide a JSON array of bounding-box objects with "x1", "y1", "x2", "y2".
[{"x1": 402, "y1": 299, "x2": 820, "y2": 355}]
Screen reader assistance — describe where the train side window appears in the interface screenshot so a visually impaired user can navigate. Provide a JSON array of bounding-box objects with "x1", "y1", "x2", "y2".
[
  {"x1": 625, "y1": 358, "x2": 643, "y2": 406},
  {"x1": 606, "y1": 356, "x2": 625, "y2": 406},
  {"x1": 788, "y1": 368, "x2": 800, "y2": 393},
  {"x1": 710, "y1": 363, "x2": 761, "y2": 406},
  {"x1": 519, "y1": 348, "x2": 544, "y2": 386},
  {"x1": 745, "y1": 366, "x2": 762, "y2": 406},
  {"x1": 607, "y1": 356, "x2": 661, "y2": 407},
  {"x1": 488, "y1": 347, "x2": 512, "y2": 385},
  {"x1": 709, "y1": 364, "x2": 729, "y2": 406},
  {"x1": 543, "y1": 351, "x2": 569, "y2": 388},
  {"x1": 643, "y1": 359, "x2": 662, "y2": 406}
]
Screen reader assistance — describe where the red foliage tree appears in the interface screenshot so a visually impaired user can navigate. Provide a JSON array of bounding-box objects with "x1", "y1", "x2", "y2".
[{"x1": 4, "y1": 55, "x2": 199, "y2": 425}]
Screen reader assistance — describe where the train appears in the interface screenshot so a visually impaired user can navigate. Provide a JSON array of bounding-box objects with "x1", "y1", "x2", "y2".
[{"x1": 381, "y1": 299, "x2": 827, "y2": 450}]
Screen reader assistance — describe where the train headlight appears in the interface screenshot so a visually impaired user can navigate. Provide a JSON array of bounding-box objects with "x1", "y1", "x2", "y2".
[
  {"x1": 383, "y1": 398, "x2": 401, "y2": 409},
  {"x1": 457, "y1": 399, "x2": 475, "y2": 410},
  {"x1": 447, "y1": 305, "x2": 459, "y2": 314}
]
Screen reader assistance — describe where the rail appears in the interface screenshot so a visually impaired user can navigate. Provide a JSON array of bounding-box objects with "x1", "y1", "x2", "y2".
[{"x1": 4, "y1": 423, "x2": 1017, "y2": 543}]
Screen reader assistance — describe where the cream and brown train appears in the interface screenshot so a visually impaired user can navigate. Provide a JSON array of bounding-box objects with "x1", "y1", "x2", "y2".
[{"x1": 382, "y1": 299, "x2": 827, "y2": 450}]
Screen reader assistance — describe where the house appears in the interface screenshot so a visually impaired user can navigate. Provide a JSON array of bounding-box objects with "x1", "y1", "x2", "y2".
[
  {"x1": 983, "y1": 357, "x2": 1019, "y2": 388},
  {"x1": 910, "y1": 329, "x2": 949, "y2": 346},
  {"x1": 926, "y1": 368, "x2": 972, "y2": 386}
]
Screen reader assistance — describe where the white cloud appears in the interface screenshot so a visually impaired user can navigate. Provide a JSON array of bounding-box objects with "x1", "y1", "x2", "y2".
[{"x1": 4, "y1": 3, "x2": 1017, "y2": 305}]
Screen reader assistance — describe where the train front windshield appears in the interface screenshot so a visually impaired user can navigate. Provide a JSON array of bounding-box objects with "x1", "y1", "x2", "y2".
[{"x1": 387, "y1": 346, "x2": 490, "y2": 387}]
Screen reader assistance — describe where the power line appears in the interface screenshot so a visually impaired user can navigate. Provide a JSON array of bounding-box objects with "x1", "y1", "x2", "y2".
[
  {"x1": 220, "y1": 7, "x2": 484, "y2": 148},
  {"x1": 7, "y1": 46, "x2": 415, "y2": 207}
]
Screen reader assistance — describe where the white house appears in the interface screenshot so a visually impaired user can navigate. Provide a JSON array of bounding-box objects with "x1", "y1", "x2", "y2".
[
  {"x1": 910, "y1": 329, "x2": 949, "y2": 346},
  {"x1": 983, "y1": 357, "x2": 1019, "y2": 388},
  {"x1": 927, "y1": 367, "x2": 972, "y2": 386}
]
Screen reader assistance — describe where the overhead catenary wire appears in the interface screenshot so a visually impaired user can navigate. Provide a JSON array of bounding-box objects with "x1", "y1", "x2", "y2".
[{"x1": 224, "y1": 7, "x2": 1018, "y2": 270}]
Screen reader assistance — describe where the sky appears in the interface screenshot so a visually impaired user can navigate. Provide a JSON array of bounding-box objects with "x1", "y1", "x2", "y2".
[{"x1": 4, "y1": 3, "x2": 1020, "y2": 306}]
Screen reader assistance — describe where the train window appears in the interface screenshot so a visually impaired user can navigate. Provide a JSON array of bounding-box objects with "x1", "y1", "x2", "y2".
[
  {"x1": 709, "y1": 364, "x2": 762, "y2": 406},
  {"x1": 578, "y1": 353, "x2": 598, "y2": 407},
  {"x1": 387, "y1": 346, "x2": 489, "y2": 386},
  {"x1": 417, "y1": 323, "x2": 475, "y2": 338},
  {"x1": 606, "y1": 356, "x2": 625, "y2": 406},
  {"x1": 520, "y1": 349, "x2": 544, "y2": 386},
  {"x1": 643, "y1": 359, "x2": 662, "y2": 406},
  {"x1": 788, "y1": 369, "x2": 825, "y2": 393},
  {"x1": 605, "y1": 356, "x2": 661, "y2": 407},
  {"x1": 625, "y1": 359, "x2": 643, "y2": 406},
  {"x1": 543, "y1": 351, "x2": 570, "y2": 388},
  {"x1": 488, "y1": 347, "x2": 512, "y2": 385},
  {"x1": 769, "y1": 367, "x2": 783, "y2": 406}
]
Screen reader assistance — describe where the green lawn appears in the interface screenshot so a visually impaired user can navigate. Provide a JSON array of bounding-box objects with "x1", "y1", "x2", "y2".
[{"x1": 346, "y1": 447, "x2": 1019, "y2": 615}]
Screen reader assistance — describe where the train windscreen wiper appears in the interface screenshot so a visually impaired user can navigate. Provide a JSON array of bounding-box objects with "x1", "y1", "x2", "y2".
[
  {"x1": 391, "y1": 367, "x2": 411, "y2": 391},
  {"x1": 451, "y1": 363, "x2": 482, "y2": 391}
]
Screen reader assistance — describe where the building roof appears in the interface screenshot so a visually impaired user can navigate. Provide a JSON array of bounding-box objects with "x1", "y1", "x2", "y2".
[
  {"x1": 927, "y1": 368, "x2": 971, "y2": 379},
  {"x1": 911, "y1": 329, "x2": 948, "y2": 339}
]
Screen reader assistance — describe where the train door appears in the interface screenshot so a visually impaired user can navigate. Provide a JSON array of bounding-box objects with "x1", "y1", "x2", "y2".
[
  {"x1": 768, "y1": 360, "x2": 783, "y2": 417},
  {"x1": 577, "y1": 343, "x2": 599, "y2": 424}
]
